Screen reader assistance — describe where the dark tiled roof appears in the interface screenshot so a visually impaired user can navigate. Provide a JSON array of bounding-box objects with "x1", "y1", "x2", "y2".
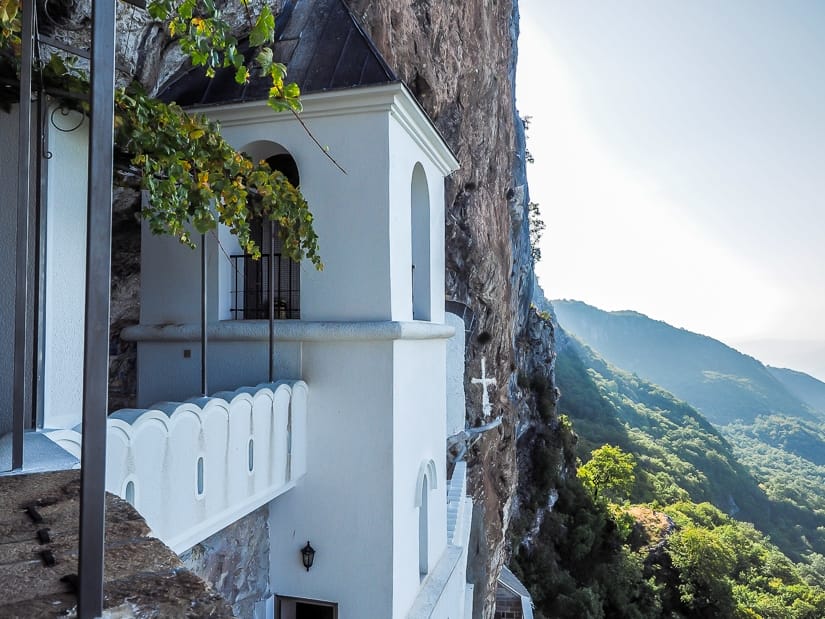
[{"x1": 159, "y1": 0, "x2": 398, "y2": 106}]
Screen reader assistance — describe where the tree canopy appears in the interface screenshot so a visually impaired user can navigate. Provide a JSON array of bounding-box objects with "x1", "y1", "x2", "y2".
[{"x1": 578, "y1": 444, "x2": 636, "y2": 502}]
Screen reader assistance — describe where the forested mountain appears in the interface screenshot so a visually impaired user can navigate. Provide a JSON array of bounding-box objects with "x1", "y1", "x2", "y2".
[
  {"x1": 552, "y1": 299, "x2": 819, "y2": 425},
  {"x1": 769, "y1": 366, "x2": 825, "y2": 415},
  {"x1": 509, "y1": 309, "x2": 825, "y2": 617},
  {"x1": 552, "y1": 325, "x2": 825, "y2": 561}
]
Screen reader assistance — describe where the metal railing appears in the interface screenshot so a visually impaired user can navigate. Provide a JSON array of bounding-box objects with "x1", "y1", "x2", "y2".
[{"x1": 229, "y1": 253, "x2": 300, "y2": 320}]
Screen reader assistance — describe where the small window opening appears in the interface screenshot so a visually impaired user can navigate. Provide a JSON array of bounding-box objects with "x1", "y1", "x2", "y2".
[
  {"x1": 125, "y1": 481, "x2": 135, "y2": 506},
  {"x1": 419, "y1": 474, "x2": 429, "y2": 577},
  {"x1": 231, "y1": 153, "x2": 301, "y2": 320},
  {"x1": 248, "y1": 438, "x2": 255, "y2": 472},
  {"x1": 411, "y1": 163, "x2": 431, "y2": 320},
  {"x1": 196, "y1": 456, "x2": 205, "y2": 496}
]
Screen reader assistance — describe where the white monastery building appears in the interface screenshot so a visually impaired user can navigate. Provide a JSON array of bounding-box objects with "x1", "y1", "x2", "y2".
[{"x1": 0, "y1": 1, "x2": 482, "y2": 617}]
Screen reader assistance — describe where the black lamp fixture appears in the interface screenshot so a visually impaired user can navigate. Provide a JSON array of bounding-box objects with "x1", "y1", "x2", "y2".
[{"x1": 301, "y1": 540, "x2": 316, "y2": 571}]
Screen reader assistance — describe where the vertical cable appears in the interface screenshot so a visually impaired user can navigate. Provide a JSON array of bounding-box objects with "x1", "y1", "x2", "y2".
[
  {"x1": 201, "y1": 234, "x2": 208, "y2": 396},
  {"x1": 269, "y1": 220, "x2": 275, "y2": 381}
]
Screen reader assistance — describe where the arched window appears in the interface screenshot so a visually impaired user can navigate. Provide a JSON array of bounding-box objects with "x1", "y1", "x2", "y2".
[
  {"x1": 411, "y1": 163, "x2": 431, "y2": 320},
  {"x1": 230, "y1": 149, "x2": 302, "y2": 320},
  {"x1": 416, "y1": 459, "x2": 437, "y2": 577},
  {"x1": 419, "y1": 474, "x2": 429, "y2": 576}
]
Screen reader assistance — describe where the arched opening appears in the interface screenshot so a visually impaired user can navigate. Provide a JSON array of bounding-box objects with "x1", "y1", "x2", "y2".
[
  {"x1": 419, "y1": 473, "x2": 429, "y2": 577},
  {"x1": 124, "y1": 480, "x2": 135, "y2": 506},
  {"x1": 415, "y1": 459, "x2": 437, "y2": 577},
  {"x1": 196, "y1": 456, "x2": 205, "y2": 497},
  {"x1": 229, "y1": 145, "x2": 302, "y2": 320},
  {"x1": 411, "y1": 163, "x2": 431, "y2": 320}
]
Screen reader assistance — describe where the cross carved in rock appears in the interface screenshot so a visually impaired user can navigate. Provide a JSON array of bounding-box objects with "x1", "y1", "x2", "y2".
[{"x1": 471, "y1": 356, "x2": 497, "y2": 417}]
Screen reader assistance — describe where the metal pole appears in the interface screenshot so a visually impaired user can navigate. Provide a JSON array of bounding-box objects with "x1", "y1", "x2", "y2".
[
  {"x1": 269, "y1": 220, "x2": 275, "y2": 381},
  {"x1": 201, "y1": 233, "x2": 208, "y2": 396},
  {"x1": 34, "y1": 62, "x2": 50, "y2": 430},
  {"x1": 78, "y1": 0, "x2": 116, "y2": 616},
  {"x1": 12, "y1": 0, "x2": 35, "y2": 471}
]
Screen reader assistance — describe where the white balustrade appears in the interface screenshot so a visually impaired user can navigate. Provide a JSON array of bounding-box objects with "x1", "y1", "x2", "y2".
[{"x1": 48, "y1": 381, "x2": 307, "y2": 554}]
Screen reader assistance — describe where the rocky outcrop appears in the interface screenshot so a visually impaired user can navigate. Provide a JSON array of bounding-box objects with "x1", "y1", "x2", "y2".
[
  {"x1": 0, "y1": 470, "x2": 235, "y2": 618},
  {"x1": 108, "y1": 178, "x2": 141, "y2": 411},
  {"x1": 181, "y1": 505, "x2": 272, "y2": 618}
]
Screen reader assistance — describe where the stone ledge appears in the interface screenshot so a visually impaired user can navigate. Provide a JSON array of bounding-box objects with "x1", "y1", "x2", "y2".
[
  {"x1": 407, "y1": 545, "x2": 465, "y2": 618},
  {"x1": 0, "y1": 470, "x2": 235, "y2": 618},
  {"x1": 122, "y1": 319, "x2": 455, "y2": 343}
]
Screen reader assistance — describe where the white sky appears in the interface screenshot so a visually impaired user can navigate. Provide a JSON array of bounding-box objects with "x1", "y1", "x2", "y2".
[{"x1": 517, "y1": 0, "x2": 825, "y2": 380}]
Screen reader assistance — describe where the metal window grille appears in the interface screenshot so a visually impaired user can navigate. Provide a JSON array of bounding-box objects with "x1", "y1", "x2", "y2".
[{"x1": 230, "y1": 252, "x2": 301, "y2": 320}]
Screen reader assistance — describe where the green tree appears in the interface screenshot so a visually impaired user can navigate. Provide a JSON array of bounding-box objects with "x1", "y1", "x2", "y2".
[
  {"x1": 578, "y1": 444, "x2": 636, "y2": 502},
  {"x1": 668, "y1": 525, "x2": 737, "y2": 611}
]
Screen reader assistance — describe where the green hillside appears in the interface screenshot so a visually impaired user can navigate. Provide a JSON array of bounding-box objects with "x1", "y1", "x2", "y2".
[
  {"x1": 509, "y1": 313, "x2": 825, "y2": 617},
  {"x1": 553, "y1": 327, "x2": 825, "y2": 561},
  {"x1": 553, "y1": 299, "x2": 818, "y2": 425}
]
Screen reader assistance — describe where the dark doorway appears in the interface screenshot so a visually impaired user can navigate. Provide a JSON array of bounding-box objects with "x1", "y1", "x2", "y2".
[
  {"x1": 277, "y1": 596, "x2": 338, "y2": 619},
  {"x1": 296, "y1": 601, "x2": 335, "y2": 619}
]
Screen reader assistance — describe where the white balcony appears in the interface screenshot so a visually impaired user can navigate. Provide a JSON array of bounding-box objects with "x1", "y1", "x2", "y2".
[{"x1": 42, "y1": 381, "x2": 307, "y2": 553}]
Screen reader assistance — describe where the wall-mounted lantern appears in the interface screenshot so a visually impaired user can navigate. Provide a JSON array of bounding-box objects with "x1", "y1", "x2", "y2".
[{"x1": 301, "y1": 541, "x2": 316, "y2": 571}]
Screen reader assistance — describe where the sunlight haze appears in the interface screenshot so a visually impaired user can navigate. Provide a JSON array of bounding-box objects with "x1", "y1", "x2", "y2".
[{"x1": 518, "y1": 0, "x2": 825, "y2": 380}]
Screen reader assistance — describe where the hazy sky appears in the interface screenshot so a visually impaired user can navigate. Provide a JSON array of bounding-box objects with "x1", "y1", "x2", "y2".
[{"x1": 517, "y1": 0, "x2": 825, "y2": 380}]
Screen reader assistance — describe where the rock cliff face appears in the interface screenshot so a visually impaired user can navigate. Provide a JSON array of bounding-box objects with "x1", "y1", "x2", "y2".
[
  {"x1": 345, "y1": 3, "x2": 553, "y2": 614},
  {"x1": 45, "y1": 1, "x2": 563, "y2": 615}
]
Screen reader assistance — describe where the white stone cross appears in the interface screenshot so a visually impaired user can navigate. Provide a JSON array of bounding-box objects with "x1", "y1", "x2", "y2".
[{"x1": 471, "y1": 356, "x2": 497, "y2": 418}]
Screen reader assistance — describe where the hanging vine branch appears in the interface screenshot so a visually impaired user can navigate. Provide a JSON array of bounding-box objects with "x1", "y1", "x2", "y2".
[
  {"x1": 116, "y1": 87, "x2": 320, "y2": 266},
  {"x1": 0, "y1": 0, "x2": 322, "y2": 269}
]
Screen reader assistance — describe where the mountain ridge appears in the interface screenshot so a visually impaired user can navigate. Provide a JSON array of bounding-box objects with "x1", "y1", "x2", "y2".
[
  {"x1": 552, "y1": 299, "x2": 820, "y2": 425},
  {"x1": 768, "y1": 365, "x2": 825, "y2": 415}
]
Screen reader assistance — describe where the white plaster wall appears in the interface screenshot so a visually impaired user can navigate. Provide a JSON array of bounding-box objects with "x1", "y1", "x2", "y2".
[
  {"x1": 42, "y1": 109, "x2": 88, "y2": 429},
  {"x1": 209, "y1": 104, "x2": 394, "y2": 322},
  {"x1": 428, "y1": 532, "x2": 471, "y2": 619},
  {"x1": 129, "y1": 86, "x2": 459, "y2": 614},
  {"x1": 140, "y1": 220, "x2": 220, "y2": 325},
  {"x1": 388, "y1": 115, "x2": 448, "y2": 325},
  {"x1": 134, "y1": 87, "x2": 456, "y2": 406},
  {"x1": 268, "y1": 341, "x2": 395, "y2": 618},
  {"x1": 392, "y1": 338, "x2": 448, "y2": 617},
  {"x1": 202, "y1": 86, "x2": 456, "y2": 325},
  {"x1": 138, "y1": 199, "x2": 304, "y2": 405},
  {"x1": 445, "y1": 312, "x2": 467, "y2": 437},
  {"x1": 0, "y1": 106, "x2": 19, "y2": 441},
  {"x1": 135, "y1": 338, "x2": 300, "y2": 407}
]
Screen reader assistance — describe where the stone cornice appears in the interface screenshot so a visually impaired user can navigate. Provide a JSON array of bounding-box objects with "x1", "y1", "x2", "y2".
[
  {"x1": 122, "y1": 320, "x2": 456, "y2": 343},
  {"x1": 199, "y1": 83, "x2": 460, "y2": 176}
]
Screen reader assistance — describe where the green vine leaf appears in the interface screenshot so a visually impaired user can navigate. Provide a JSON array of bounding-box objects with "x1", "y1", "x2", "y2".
[
  {"x1": 249, "y1": 6, "x2": 275, "y2": 47},
  {"x1": 1, "y1": 0, "x2": 320, "y2": 269},
  {"x1": 114, "y1": 87, "x2": 321, "y2": 269}
]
